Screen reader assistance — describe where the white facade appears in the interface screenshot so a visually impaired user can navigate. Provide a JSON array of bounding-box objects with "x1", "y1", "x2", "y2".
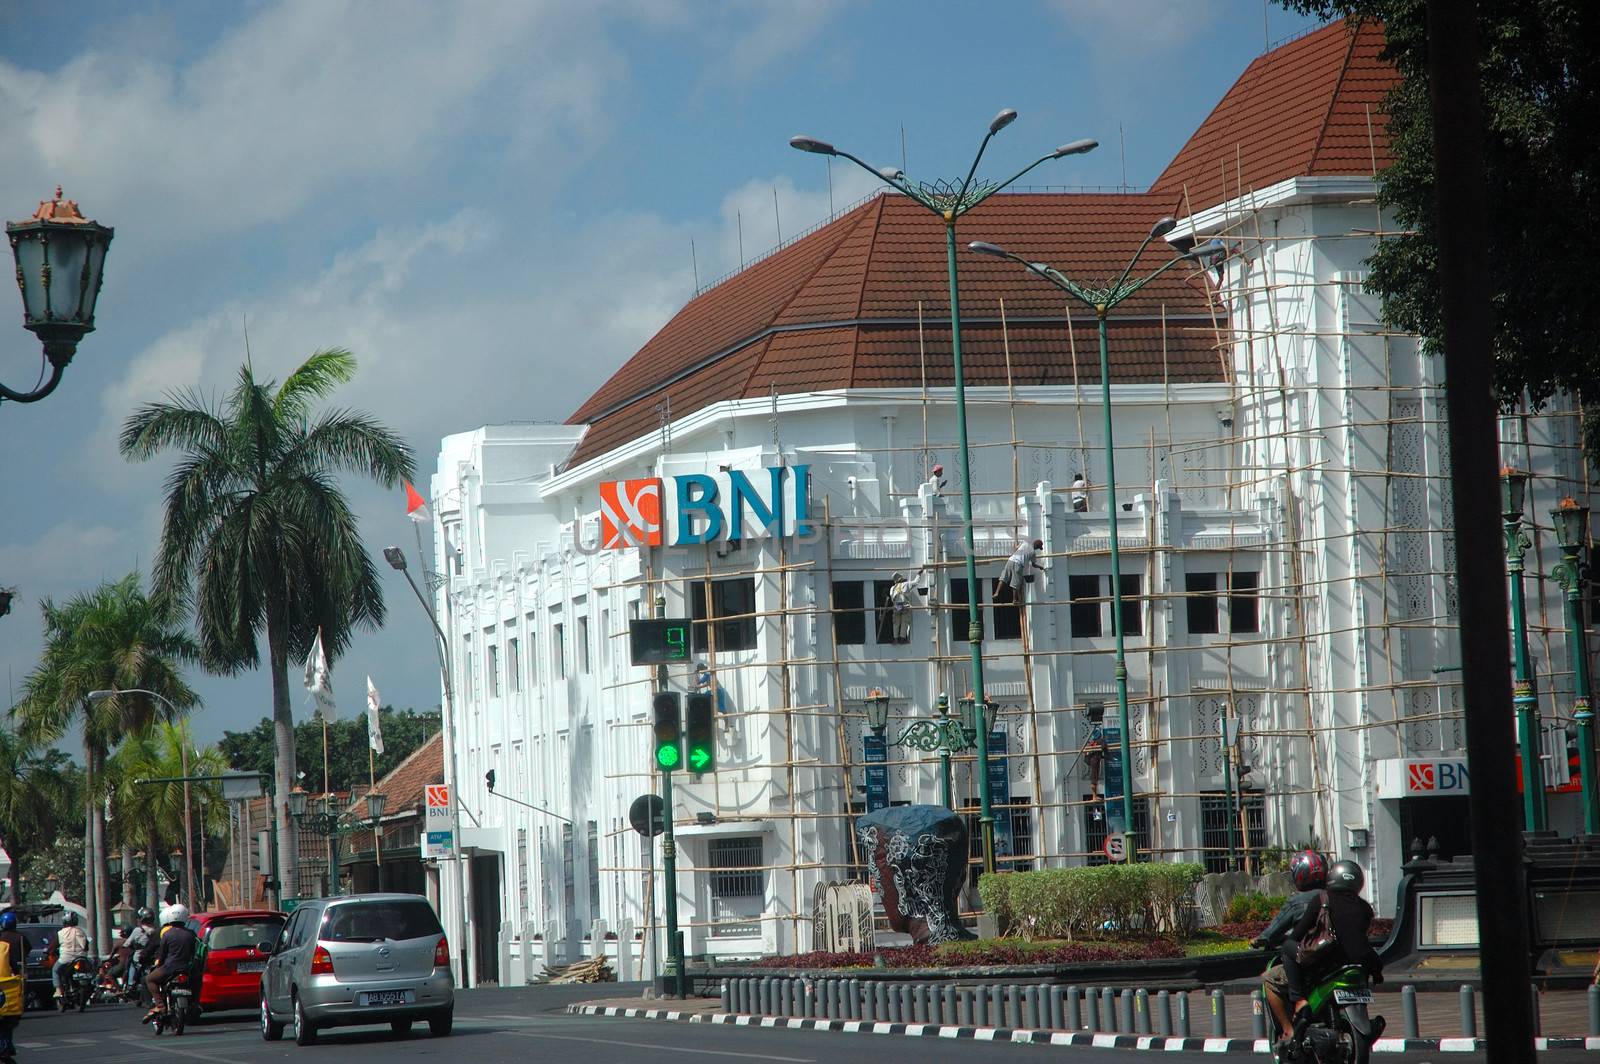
[{"x1": 426, "y1": 181, "x2": 1596, "y2": 974}]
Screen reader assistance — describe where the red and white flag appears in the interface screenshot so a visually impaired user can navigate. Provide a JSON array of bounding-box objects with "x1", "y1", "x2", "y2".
[
  {"x1": 404, "y1": 481, "x2": 430, "y2": 523},
  {"x1": 366, "y1": 676, "x2": 385, "y2": 755}
]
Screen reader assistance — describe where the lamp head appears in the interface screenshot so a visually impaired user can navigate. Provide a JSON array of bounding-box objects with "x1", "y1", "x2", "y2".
[
  {"x1": 366, "y1": 790, "x2": 387, "y2": 820},
  {"x1": 1149, "y1": 216, "x2": 1178, "y2": 239},
  {"x1": 789, "y1": 135, "x2": 837, "y2": 156},
  {"x1": 989, "y1": 108, "x2": 1019, "y2": 135},
  {"x1": 382, "y1": 546, "x2": 406, "y2": 571},
  {"x1": 1552, "y1": 496, "x2": 1590, "y2": 550},
  {"x1": 1052, "y1": 139, "x2": 1098, "y2": 158},
  {"x1": 1186, "y1": 238, "x2": 1228, "y2": 261},
  {"x1": 1499, "y1": 466, "x2": 1529, "y2": 519},
  {"x1": 877, "y1": 166, "x2": 904, "y2": 182},
  {"x1": 287, "y1": 788, "x2": 309, "y2": 818},
  {"x1": 863, "y1": 689, "x2": 890, "y2": 733},
  {"x1": 966, "y1": 241, "x2": 1013, "y2": 260},
  {"x1": 87, "y1": 689, "x2": 117, "y2": 703}
]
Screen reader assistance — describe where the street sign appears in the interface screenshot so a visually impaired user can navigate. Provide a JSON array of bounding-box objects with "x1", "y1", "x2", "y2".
[
  {"x1": 1103, "y1": 832, "x2": 1127, "y2": 863},
  {"x1": 629, "y1": 619, "x2": 692, "y2": 665},
  {"x1": 422, "y1": 783, "x2": 455, "y2": 858},
  {"x1": 628, "y1": 793, "x2": 666, "y2": 837},
  {"x1": 988, "y1": 728, "x2": 1013, "y2": 858},
  {"x1": 863, "y1": 734, "x2": 889, "y2": 812}
]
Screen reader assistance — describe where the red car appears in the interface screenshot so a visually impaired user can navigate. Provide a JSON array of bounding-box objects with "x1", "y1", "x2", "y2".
[{"x1": 187, "y1": 910, "x2": 286, "y2": 1015}]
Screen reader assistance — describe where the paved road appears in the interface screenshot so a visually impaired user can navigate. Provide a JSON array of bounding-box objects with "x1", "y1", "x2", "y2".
[{"x1": 5, "y1": 985, "x2": 1591, "y2": 1062}]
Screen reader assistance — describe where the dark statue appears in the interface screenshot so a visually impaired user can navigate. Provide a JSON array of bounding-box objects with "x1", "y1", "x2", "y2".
[{"x1": 856, "y1": 804, "x2": 976, "y2": 944}]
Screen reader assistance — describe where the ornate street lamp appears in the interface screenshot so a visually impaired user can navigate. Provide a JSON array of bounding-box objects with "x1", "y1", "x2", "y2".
[
  {"x1": 4, "y1": 188, "x2": 114, "y2": 405},
  {"x1": 967, "y1": 232, "x2": 1225, "y2": 851},
  {"x1": 1550, "y1": 496, "x2": 1596, "y2": 833},
  {"x1": 287, "y1": 788, "x2": 309, "y2": 819},
  {"x1": 863, "y1": 689, "x2": 890, "y2": 735},
  {"x1": 1500, "y1": 467, "x2": 1547, "y2": 829},
  {"x1": 791, "y1": 114, "x2": 1096, "y2": 876},
  {"x1": 366, "y1": 790, "x2": 388, "y2": 890}
]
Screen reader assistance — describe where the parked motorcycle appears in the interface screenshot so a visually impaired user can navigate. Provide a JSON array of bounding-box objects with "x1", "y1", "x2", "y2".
[
  {"x1": 58, "y1": 957, "x2": 96, "y2": 1013},
  {"x1": 148, "y1": 973, "x2": 194, "y2": 1036},
  {"x1": 1276, "y1": 964, "x2": 1386, "y2": 1064}
]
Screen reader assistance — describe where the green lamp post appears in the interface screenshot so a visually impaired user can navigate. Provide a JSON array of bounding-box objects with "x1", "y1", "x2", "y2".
[
  {"x1": 1550, "y1": 496, "x2": 1596, "y2": 833},
  {"x1": 871, "y1": 691, "x2": 992, "y2": 813},
  {"x1": 1501, "y1": 468, "x2": 1548, "y2": 830},
  {"x1": 791, "y1": 115, "x2": 1095, "y2": 875},
  {"x1": 967, "y1": 231, "x2": 1224, "y2": 849}
]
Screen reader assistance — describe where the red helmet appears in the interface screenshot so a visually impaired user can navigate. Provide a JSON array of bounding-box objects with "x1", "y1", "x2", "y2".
[{"x1": 1288, "y1": 849, "x2": 1327, "y2": 891}]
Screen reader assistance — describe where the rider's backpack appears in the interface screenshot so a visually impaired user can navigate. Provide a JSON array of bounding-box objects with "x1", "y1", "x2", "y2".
[{"x1": 1295, "y1": 890, "x2": 1340, "y2": 967}]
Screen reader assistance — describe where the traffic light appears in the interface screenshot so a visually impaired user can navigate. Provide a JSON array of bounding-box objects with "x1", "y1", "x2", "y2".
[
  {"x1": 652, "y1": 692, "x2": 682, "y2": 771},
  {"x1": 485, "y1": 768, "x2": 496, "y2": 792},
  {"x1": 685, "y1": 692, "x2": 715, "y2": 773}
]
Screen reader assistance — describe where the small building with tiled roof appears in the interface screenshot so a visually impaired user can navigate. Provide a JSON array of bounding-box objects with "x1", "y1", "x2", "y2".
[
  {"x1": 342, "y1": 733, "x2": 442, "y2": 898},
  {"x1": 423, "y1": 18, "x2": 1593, "y2": 972}
]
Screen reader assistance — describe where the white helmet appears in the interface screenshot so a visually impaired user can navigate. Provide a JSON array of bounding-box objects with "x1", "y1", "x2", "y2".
[{"x1": 159, "y1": 903, "x2": 190, "y2": 926}]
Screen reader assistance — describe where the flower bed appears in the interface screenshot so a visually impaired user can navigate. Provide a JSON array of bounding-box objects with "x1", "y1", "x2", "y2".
[{"x1": 745, "y1": 937, "x2": 1184, "y2": 971}]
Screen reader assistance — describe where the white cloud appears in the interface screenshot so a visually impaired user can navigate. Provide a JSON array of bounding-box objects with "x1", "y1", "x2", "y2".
[
  {"x1": 1042, "y1": 0, "x2": 1229, "y2": 62},
  {"x1": 711, "y1": 164, "x2": 881, "y2": 280}
]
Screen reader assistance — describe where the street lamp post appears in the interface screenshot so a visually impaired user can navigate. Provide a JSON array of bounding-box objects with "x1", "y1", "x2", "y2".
[
  {"x1": 1550, "y1": 497, "x2": 1596, "y2": 833},
  {"x1": 1501, "y1": 469, "x2": 1548, "y2": 830},
  {"x1": 367, "y1": 791, "x2": 387, "y2": 891},
  {"x1": 383, "y1": 544, "x2": 471, "y2": 986},
  {"x1": 288, "y1": 789, "x2": 384, "y2": 897},
  {"x1": 968, "y1": 231, "x2": 1224, "y2": 852},
  {"x1": 792, "y1": 114, "x2": 1096, "y2": 875},
  {"x1": 870, "y1": 692, "x2": 991, "y2": 819},
  {"x1": 4, "y1": 189, "x2": 114, "y2": 406}
]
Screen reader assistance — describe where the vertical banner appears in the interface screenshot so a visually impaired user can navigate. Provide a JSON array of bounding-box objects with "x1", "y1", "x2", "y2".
[
  {"x1": 422, "y1": 784, "x2": 455, "y2": 858},
  {"x1": 988, "y1": 729, "x2": 1013, "y2": 859},
  {"x1": 863, "y1": 735, "x2": 889, "y2": 813},
  {"x1": 1102, "y1": 724, "x2": 1125, "y2": 835}
]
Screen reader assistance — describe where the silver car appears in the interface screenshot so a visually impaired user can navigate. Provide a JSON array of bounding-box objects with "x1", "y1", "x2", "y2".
[{"x1": 260, "y1": 893, "x2": 454, "y2": 1046}]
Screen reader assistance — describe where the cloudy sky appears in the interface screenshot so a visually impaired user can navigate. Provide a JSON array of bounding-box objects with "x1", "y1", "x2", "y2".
[{"x1": 0, "y1": 0, "x2": 1321, "y2": 747}]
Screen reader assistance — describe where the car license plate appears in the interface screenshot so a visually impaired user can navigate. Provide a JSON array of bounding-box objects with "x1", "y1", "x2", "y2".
[
  {"x1": 237, "y1": 961, "x2": 266, "y2": 973},
  {"x1": 1333, "y1": 989, "x2": 1373, "y2": 1005},
  {"x1": 359, "y1": 989, "x2": 414, "y2": 1007}
]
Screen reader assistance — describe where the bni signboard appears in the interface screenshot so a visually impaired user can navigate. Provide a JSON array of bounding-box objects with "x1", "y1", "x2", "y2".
[{"x1": 422, "y1": 784, "x2": 455, "y2": 858}]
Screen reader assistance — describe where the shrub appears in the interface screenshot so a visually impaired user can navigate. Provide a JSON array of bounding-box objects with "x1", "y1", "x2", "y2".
[
  {"x1": 978, "y1": 863, "x2": 1205, "y2": 940},
  {"x1": 1225, "y1": 891, "x2": 1287, "y2": 924},
  {"x1": 746, "y1": 939, "x2": 1184, "y2": 970}
]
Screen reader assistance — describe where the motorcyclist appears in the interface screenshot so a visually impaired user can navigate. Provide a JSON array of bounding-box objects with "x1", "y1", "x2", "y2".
[
  {"x1": 50, "y1": 912, "x2": 90, "y2": 1003},
  {"x1": 1275, "y1": 859, "x2": 1384, "y2": 1056},
  {"x1": 1, "y1": 910, "x2": 26, "y2": 1062},
  {"x1": 100, "y1": 926, "x2": 134, "y2": 988},
  {"x1": 1252, "y1": 849, "x2": 1327, "y2": 1041},
  {"x1": 142, "y1": 905, "x2": 198, "y2": 1025},
  {"x1": 125, "y1": 909, "x2": 154, "y2": 996}
]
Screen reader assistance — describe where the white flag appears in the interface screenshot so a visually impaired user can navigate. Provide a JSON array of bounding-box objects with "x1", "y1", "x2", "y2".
[
  {"x1": 303, "y1": 628, "x2": 336, "y2": 720},
  {"x1": 366, "y1": 676, "x2": 385, "y2": 755}
]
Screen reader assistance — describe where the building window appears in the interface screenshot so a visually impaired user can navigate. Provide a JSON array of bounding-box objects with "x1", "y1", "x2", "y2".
[
  {"x1": 1229, "y1": 571, "x2": 1260, "y2": 634},
  {"x1": 1119, "y1": 573, "x2": 1142, "y2": 636},
  {"x1": 832, "y1": 580, "x2": 867, "y2": 646},
  {"x1": 463, "y1": 644, "x2": 475, "y2": 701},
  {"x1": 553, "y1": 622, "x2": 565, "y2": 678},
  {"x1": 690, "y1": 577, "x2": 757, "y2": 652},
  {"x1": 708, "y1": 836, "x2": 764, "y2": 900},
  {"x1": 517, "y1": 828, "x2": 529, "y2": 916},
  {"x1": 948, "y1": 578, "x2": 987, "y2": 642},
  {"x1": 525, "y1": 618, "x2": 539, "y2": 687},
  {"x1": 1199, "y1": 792, "x2": 1267, "y2": 874},
  {"x1": 586, "y1": 819, "x2": 600, "y2": 917},
  {"x1": 507, "y1": 638, "x2": 521, "y2": 693},
  {"x1": 561, "y1": 823, "x2": 575, "y2": 919},
  {"x1": 993, "y1": 586, "x2": 1023, "y2": 641},
  {"x1": 1186, "y1": 572, "x2": 1220, "y2": 634},
  {"x1": 578, "y1": 616, "x2": 591, "y2": 673},
  {"x1": 487, "y1": 643, "x2": 501, "y2": 697},
  {"x1": 1069, "y1": 575, "x2": 1102, "y2": 637},
  {"x1": 1083, "y1": 797, "x2": 1151, "y2": 865},
  {"x1": 600, "y1": 609, "x2": 610, "y2": 670},
  {"x1": 1006, "y1": 798, "x2": 1036, "y2": 872},
  {"x1": 539, "y1": 826, "x2": 552, "y2": 916},
  {"x1": 873, "y1": 580, "x2": 911, "y2": 645}
]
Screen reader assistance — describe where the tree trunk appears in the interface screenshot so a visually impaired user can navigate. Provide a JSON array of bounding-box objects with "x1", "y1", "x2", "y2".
[
  {"x1": 91, "y1": 746, "x2": 111, "y2": 954},
  {"x1": 83, "y1": 730, "x2": 97, "y2": 932},
  {"x1": 122, "y1": 848, "x2": 135, "y2": 908},
  {"x1": 146, "y1": 832, "x2": 160, "y2": 911},
  {"x1": 268, "y1": 615, "x2": 299, "y2": 900}
]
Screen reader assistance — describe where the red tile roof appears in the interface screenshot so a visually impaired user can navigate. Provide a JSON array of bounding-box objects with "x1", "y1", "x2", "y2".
[
  {"x1": 565, "y1": 193, "x2": 1225, "y2": 466},
  {"x1": 564, "y1": 20, "x2": 1396, "y2": 469},
  {"x1": 1150, "y1": 19, "x2": 1396, "y2": 212}
]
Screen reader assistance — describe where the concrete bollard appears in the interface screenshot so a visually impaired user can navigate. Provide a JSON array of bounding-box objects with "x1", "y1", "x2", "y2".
[
  {"x1": 1459, "y1": 985, "x2": 1476, "y2": 1038},
  {"x1": 1250, "y1": 990, "x2": 1267, "y2": 1040},
  {"x1": 825, "y1": 978, "x2": 838, "y2": 1020},
  {"x1": 797, "y1": 979, "x2": 808, "y2": 1018},
  {"x1": 784, "y1": 978, "x2": 798, "y2": 1017},
  {"x1": 1588, "y1": 984, "x2": 1600, "y2": 1037},
  {"x1": 853, "y1": 978, "x2": 864, "y2": 1022},
  {"x1": 1156, "y1": 989, "x2": 1172, "y2": 1037},
  {"x1": 759, "y1": 976, "x2": 772, "y2": 1016},
  {"x1": 1103, "y1": 987, "x2": 1118, "y2": 1032},
  {"x1": 1118, "y1": 988, "x2": 1134, "y2": 1034},
  {"x1": 1064, "y1": 985, "x2": 1081, "y2": 1032},
  {"x1": 1532, "y1": 986, "x2": 1542, "y2": 1037},
  {"x1": 1007, "y1": 985, "x2": 1023, "y2": 1029},
  {"x1": 1025, "y1": 986, "x2": 1043, "y2": 1029},
  {"x1": 1084, "y1": 987, "x2": 1100, "y2": 1033},
  {"x1": 874, "y1": 981, "x2": 888, "y2": 1022},
  {"x1": 1177, "y1": 991, "x2": 1191, "y2": 1039},
  {"x1": 902, "y1": 983, "x2": 916, "y2": 1023},
  {"x1": 1049, "y1": 985, "x2": 1066, "y2": 1030},
  {"x1": 1210, "y1": 989, "x2": 1226, "y2": 1037},
  {"x1": 1135, "y1": 988, "x2": 1152, "y2": 1035},
  {"x1": 1402, "y1": 985, "x2": 1420, "y2": 1039},
  {"x1": 887, "y1": 984, "x2": 903, "y2": 1023},
  {"x1": 943, "y1": 984, "x2": 957, "y2": 1026},
  {"x1": 915, "y1": 984, "x2": 930, "y2": 1024},
  {"x1": 721, "y1": 979, "x2": 731, "y2": 1014},
  {"x1": 991, "y1": 985, "x2": 1006, "y2": 1028},
  {"x1": 958, "y1": 986, "x2": 974, "y2": 1026}
]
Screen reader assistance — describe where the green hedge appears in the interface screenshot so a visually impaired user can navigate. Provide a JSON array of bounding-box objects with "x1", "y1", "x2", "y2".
[
  {"x1": 1224, "y1": 891, "x2": 1287, "y2": 923},
  {"x1": 979, "y1": 863, "x2": 1205, "y2": 940}
]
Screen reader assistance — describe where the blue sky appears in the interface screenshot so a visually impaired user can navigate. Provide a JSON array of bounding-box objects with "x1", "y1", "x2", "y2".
[{"x1": 0, "y1": 0, "x2": 1323, "y2": 747}]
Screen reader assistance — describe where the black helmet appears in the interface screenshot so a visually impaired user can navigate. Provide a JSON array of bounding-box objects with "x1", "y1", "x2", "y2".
[
  {"x1": 1288, "y1": 849, "x2": 1328, "y2": 891},
  {"x1": 137, "y1": 907, "x2": 154, "y2": 922},
  {"x1": 62, "y1": 911, "x2": 78, "y2": 926},
  {"x1": 1326, "y1": 859, "x2": 1365, "y2": 894}
]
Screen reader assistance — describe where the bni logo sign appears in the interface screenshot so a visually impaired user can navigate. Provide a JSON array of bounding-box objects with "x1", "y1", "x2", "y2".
[
  {"x1": 1407, "y1": 763, "x2": 1436, "y2": 791},
  {"x1": 596, "y1": 466, "x2": 812, "y2": 550},
  {"x1": 1403, "y1": 759, "x2": 1469, "y2": 795}
]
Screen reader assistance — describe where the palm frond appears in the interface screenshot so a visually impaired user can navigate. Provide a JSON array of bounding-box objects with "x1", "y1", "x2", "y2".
[
  {"x1": 280, "y1": 407, "x2": 416, "y2": 487},
  {"x1": 274, "y1": 348, "x2": 357, "y2": 423}
]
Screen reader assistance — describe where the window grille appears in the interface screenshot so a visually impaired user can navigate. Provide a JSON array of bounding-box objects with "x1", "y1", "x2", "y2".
[
  {"x1": 487, "y1": 643, "x2": 500, "y2": 697},
  {"x1": 507, "y1": 638, "x2": 521, "y2": 693},
  {"x1": 1083, "y1": 797, "x2": 1151, "y2": 865},
  {"x1": 517, "y1": 828, "x2": 529, "y2": 916},
  {"x1": 1199, "y1": 792, "x2": 1267, "y2": 874},
  {"x1": 561, "y1": 823, "x2": 575, "y2": 919},
  {"x1": 708, "y1": 836, "x2": 764, "y2": 899},
  {"x1": 586, "y1": 819, "x2": 600, "y2": 916}
]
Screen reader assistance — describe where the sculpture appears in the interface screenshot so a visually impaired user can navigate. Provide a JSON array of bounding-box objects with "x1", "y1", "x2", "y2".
[{"x1": 856, "y1": 804, "x2": 976, "y2": 944}]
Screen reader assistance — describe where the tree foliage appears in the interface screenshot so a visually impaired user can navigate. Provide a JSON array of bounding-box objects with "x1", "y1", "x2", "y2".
[
  {"x1": 0, "y1": 730, "x2": 81, "y2": 904},
  {"x1": 1277, "y1": 3, "x2": 1600, "y2": 456},
  {"x1": 218, "y1": 707, "x2": 440, "y2": 793}
]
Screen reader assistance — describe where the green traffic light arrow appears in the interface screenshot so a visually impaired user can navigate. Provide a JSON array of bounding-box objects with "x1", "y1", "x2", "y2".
[{"x1": 688, "y1": 746, "x2": 711, "y2": 771}]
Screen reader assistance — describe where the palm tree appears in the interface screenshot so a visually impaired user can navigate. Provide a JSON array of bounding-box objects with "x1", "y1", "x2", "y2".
[
  {"x1": 108, "y1": 723, "x2": 228, "y2": 910},
  {"x1": 120, "y1": 349, "x2": 414, "y2": 898},
  {"x1": 0, "y1": 727, "x2": 79, "y2": 905},
  {"x1": 9, "y1": 573, "x2": 198, "y2": 948}
]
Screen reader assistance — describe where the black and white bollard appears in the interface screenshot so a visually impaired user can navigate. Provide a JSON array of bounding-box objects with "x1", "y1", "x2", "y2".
[{"x1": 1401, "y1": 985, "x2": 1420, "y2": 1040}]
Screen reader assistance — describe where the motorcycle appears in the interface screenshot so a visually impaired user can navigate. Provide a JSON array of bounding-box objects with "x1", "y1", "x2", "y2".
[
  {"x1": 148, "y1": 972, "x2": 193, "y2": 1036},
  {"x1": 1275, "y1": 965, "x2": 1386, "y2": 1064},
  {"x1": 58, "y1": 957, "x2": 96, "y2": 1013}
]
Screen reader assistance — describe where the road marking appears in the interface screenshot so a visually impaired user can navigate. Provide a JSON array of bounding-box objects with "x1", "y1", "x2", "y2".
[
  {"x1": 510, "y1": 1029, "x2": 813, "y2": 1061},
  {"x1": 116, "y1": 1035, "x2": 252, "y2": 1064}
]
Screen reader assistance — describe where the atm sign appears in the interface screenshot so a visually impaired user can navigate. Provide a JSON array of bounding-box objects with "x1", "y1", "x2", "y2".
[{"x1": 1404, "y1": 759, "x2": 1469, "y2": 795}]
